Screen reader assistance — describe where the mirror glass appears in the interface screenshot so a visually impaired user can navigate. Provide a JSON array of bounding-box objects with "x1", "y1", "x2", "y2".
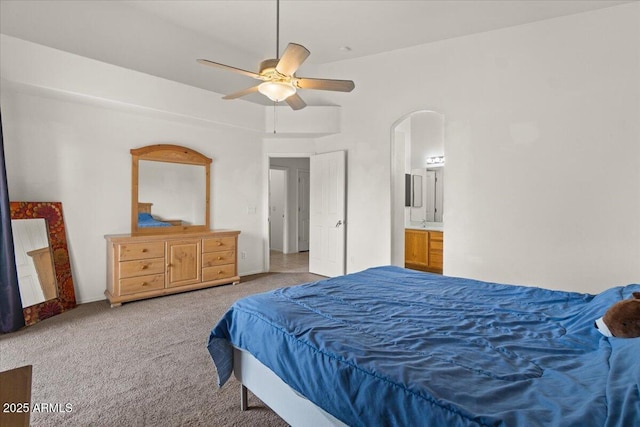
[
  {"x1": 409, "y1": 168, "x2": 444, "y2": 222},
  {"x1": 410, "y1": 167, "x2": 443, "y2": 222},
  {"x1": 411, "y1": 174, "x2": 423, "y2": 208},
  {"x1": 425, "y1": 168, "x2": 444, "y2": 222},
  {"x1": 138, "y1": 160, "x2": 206, "y2": 227},
  {"x1": 11, "y1": 218, "x2": 57, "y2": 307}
]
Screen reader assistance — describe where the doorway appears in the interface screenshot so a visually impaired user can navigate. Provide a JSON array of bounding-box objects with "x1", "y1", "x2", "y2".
[
  {"x1": 268, "y1": 157, "x2": 310, "y2": 273},
  {"x1": 266, "y1": 152, "x2": 347, "y2": 276},
  {"x1": 390, "y1": 110, "x2": 445, "y2": 267}
]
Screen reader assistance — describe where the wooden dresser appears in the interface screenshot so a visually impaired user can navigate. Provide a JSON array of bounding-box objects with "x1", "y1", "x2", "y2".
[
  {"x1": 105, "y1": 230, "x2": 240, "y2": 307},
  {"x1": 405, "y1": 229, "x2": 443, "y2": 274}
]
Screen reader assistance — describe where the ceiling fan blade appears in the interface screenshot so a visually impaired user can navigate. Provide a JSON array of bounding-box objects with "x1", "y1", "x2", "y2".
[
  {"x1": 285, "y1": 93, "x2": 307, "y2": 110},
  {"x1": 276, "y1": 43, "x2": 310, "y2": 76},
  {"x1": 197, "y1": 59, "x2": 262, "y2": 79},
  {"x1": 222, "y1": 85, "x2": 260, "y2": 100},
  {"x1": 295, "y1": 77, "x2": 355, "y2": 92}
]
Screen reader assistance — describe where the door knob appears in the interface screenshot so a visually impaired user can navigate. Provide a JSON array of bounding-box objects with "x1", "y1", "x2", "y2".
[{"x1": 335, "y1": 220, "x2": 343, "y2": 228}]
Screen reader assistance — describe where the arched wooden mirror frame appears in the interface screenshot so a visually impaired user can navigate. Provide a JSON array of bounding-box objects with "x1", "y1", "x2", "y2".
[{"x1": 131, "y1": 144, "x2": 212, "y2": 235}]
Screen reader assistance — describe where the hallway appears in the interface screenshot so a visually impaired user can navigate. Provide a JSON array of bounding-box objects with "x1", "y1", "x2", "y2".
[{"x1": 269, "y1": 250, "x2": 309, "y2": 273}]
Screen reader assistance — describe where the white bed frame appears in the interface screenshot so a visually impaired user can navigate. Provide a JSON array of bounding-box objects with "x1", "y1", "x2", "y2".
[{"x1": 233, "y1": 347, "x2": 347, "y2": 427}]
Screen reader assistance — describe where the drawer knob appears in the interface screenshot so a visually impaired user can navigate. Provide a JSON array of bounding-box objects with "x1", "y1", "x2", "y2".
[
  {"x1": 141, "y1": 265, "x2": 148, "y2": 270},
  {"x1": 217, "y1": 242, "x2": 222, "y2": 246},
  {"x1": 217, "y1": 256, "x2": 222, "y2": 260},
  {"x1": 142, "y1": 249, "x2": 148, "y2": 253},
  {"x1": 142, "y1": 282, "x2": 148, "y2": 287},
  {"x1": 218, "y1": 270, "x2": 223, "y2": 274}
]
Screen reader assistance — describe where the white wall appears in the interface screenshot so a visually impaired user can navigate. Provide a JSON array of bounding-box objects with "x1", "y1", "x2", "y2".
[
  {"x1": 410, "y1": 112, "x2": 445, "y2": 170},
  {"x1": 313, "y1": 3, "x2": 640, "y2": 294},
  {"x1": 1, "y1": 36, "x2": 266, "y2": 303}
]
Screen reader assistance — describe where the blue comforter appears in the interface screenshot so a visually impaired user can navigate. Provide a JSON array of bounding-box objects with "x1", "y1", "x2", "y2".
[
  {"x1": 208, "y1": 266, "x2": 640, "y2": 426},
  {"x1": 137, "y1": 212, "x2": 171, "y2": 227}
]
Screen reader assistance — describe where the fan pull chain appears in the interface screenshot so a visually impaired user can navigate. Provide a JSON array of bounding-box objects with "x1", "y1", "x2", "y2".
[
  {"x1": 273, "y1": 102, "x2": 277, "y2": 134},
  {"x1": 276, "y1": 0, "x2": 280, "y2": 59}
]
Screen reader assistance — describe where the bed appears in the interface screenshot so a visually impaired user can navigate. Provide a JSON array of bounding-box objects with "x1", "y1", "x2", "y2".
[{"x1": 207, "y1": 266, "x2": 640, "y2": 426}]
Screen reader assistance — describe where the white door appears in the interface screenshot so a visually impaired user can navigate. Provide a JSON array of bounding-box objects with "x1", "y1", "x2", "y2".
[
  {"x1": 309, "y1": 151, "x2": 346, "y2": 277},
  {"x1": 434, "y1": 169, "x2": 444, "y2": 222},
  {"x1": 297, "y1": 170, "x2": 310, "y2": 252},
  {"x1": 424, "y1": 170, "x2": 436, "y2": 222},
  {"x1": 269, "y1": 169, "x2": 286, "y2": 252}
]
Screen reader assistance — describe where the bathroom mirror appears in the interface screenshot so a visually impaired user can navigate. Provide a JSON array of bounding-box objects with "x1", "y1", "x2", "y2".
[
  {"x1": 424, "y1": 168, "x2": 444, "y2": 222},
  {"x1": 10, "y1": 202, "x2": 76, "y2": 326},
  {"x1": 409, "y1": 166, "x2": 444, "y2": 222},
  {"x1": 131, "y1": 144, "x2": 212, "y2": 235}
]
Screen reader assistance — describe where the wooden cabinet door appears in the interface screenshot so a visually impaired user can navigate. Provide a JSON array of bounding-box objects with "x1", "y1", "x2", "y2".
[
  {"x1": 428, "y1": 231, "x2": 443, "y2": 272},
  {"x1": 166, "y1": 240, "x2": 201, "y2": 288},
  {"x1": 405, "y1": 229, "x2": 428, "y2": 270}
]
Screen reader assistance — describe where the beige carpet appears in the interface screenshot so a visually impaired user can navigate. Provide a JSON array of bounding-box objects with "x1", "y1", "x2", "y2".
[{"x1": 0, "y1": 272, "x2": 322, "y2": 426}]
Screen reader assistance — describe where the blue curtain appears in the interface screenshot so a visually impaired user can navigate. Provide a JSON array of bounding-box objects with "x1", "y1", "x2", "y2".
[{"x1": 0, "y1": 109, "x2": 25, "y2": 333}]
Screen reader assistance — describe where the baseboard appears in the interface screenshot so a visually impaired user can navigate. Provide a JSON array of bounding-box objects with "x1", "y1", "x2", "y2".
[
  {"x1": 76, "y1": 294, "x2": 109, "y2": 305},
  {"x1": 240, "y1": 269, "x2": 268, "y2": 277}
]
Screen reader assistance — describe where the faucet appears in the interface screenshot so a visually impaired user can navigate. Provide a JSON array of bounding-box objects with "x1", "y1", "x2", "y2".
[{"x1": 421, "y1": 219, "x2": 427, "y2": 228}]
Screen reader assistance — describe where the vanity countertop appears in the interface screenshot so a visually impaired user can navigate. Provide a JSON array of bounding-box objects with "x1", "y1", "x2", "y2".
[{"x1": 405, "y1": 224, "x2": 444, "y2": 232}]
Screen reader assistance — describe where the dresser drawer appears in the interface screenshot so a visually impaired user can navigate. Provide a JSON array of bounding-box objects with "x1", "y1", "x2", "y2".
[
  {"x1": 119, "y1": 257, "x2": 165, "y2": 279},
  {"x1": 119, "y1": 273, "x2": 165, "y2": 295},
  {"x1": 203, "y1": 237, "x2": 236, "y2": 253},
  {"x1": 119, "y1": 241, "x2": 165, "y2": 261},
  {"x1": 202, "y1": 264, "x2": 236, "y2": 281},
  {"x1": 202, "y1": 250, "x2": 236, "y2": 267}
]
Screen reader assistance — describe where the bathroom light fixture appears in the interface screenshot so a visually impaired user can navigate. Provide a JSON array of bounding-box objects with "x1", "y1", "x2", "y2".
[{"x1": 426, "y1": 156, "x2": 445, "y2": 165}]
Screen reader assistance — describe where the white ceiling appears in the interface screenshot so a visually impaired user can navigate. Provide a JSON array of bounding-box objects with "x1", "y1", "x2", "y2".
[{"x1": 0, "y1": 0, "x2": 632, "y2": 106}]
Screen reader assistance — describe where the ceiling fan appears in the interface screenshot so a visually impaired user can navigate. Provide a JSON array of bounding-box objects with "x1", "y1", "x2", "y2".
[{"x1": 197, "y1": 0, "x2": 355, "y2": 110}]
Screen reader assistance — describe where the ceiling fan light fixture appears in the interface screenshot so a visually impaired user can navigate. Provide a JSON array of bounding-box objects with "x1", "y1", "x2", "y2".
[
  {"x1": 198, "y1": 0, "x2": 353, "y2": 109},
  {"x1": 258, "y1": 81, "x2": 296, "y2": 102}
]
